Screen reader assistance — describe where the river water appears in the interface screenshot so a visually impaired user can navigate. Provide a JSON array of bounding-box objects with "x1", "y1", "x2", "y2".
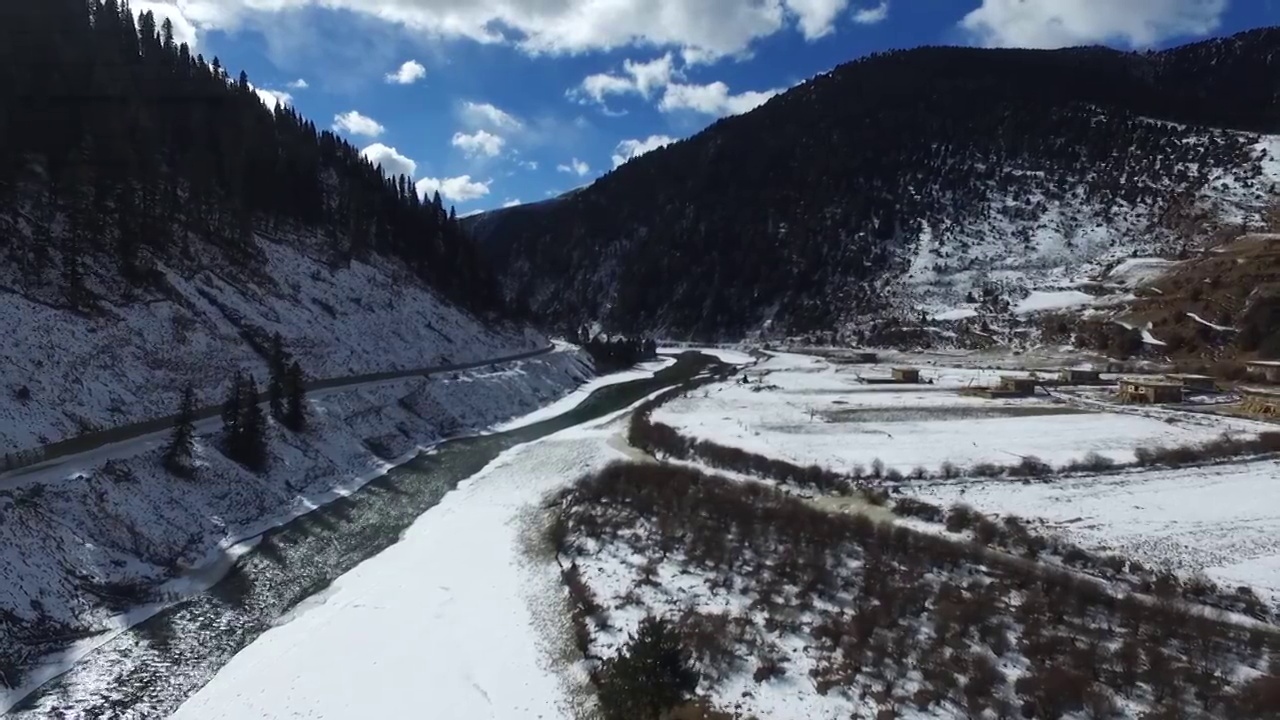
[{"x1": 9, "y1": 353, "x2": 713, "y2": 719}]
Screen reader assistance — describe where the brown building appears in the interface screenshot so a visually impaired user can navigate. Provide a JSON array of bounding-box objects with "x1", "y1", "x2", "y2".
[
  {"x1": 892, "y1": 367, "x2": 921, "y2": 383},
  {"x1": 1240, "y1": 387, "x2": 1280, "y2": 417},
  {"x1": 999, "y1": 376, "x2": 1038, "y2": 396},
  {"x1": 1059, "y1": 368, "x2": 1101, "y2": 384},
  {"x1": 1246, "y1": 361, "x2": 1280, "y2": 384},
  {"x1": 1165, "y1": 373, "x2": 1217, "y2": 392},
  {"x1": 1118, "y1": 378, "x2": 1183, "y2": 404}
]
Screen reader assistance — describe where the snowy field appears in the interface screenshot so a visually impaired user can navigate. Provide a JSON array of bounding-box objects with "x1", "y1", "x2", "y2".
[
  {"x1": 0, "y1": 232, "x2": 543, "y2": 453},
  {"x1": 0, "y1": 349, "x2": 592, "y2": 712},
  {"x1": 907, "y1": 460, "x2": 1280, "y2": 600},
  {"x1": 171, "y1": 382, "x2": 650, "y2": 719},
  {"x1": 655, "y1": 352, "x2": 1271, "y2": 474},
  {"x1": 655, "y1": 350, "x2": 1280, "y2": 604}
]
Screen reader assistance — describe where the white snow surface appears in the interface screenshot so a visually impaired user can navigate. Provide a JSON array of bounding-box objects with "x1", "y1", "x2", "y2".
[
  {"x1": 1187, "y1": 312, "x2": 1236, "y2": 332},
  {"x1": 173, "y1": 382, "x2": 648, "y2": 719},
  {"x1": 0, "y1": 233, "x2": 543, "y2": 453},
  {"x1": 1013, "y1": 290, "x2": 1096, "y2": 315},
  {"x1": 908, "y1": 460, "x2": 1280, "y2": 600},
  {"x1": 1107, "y1": 257, "x2": 1178, "y2": 288},
  {"x1": 656, "y1": 353, "x2": 1271, "y2": 474},
  {"x1": 0, "y1": 349, "x2": 594, "y2": 713},
  {"x1": 930, "y1": 307, "x2": 979, "y2": 321}
]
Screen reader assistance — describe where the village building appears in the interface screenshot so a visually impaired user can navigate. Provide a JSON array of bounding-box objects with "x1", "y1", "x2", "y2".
[
  {"x1": 891, "y1": 367, "x2": 921, "y2": 383},
  {"x1": 998, "y1": 376, "x2": 1038, "y2": 396},
  {"x1": 1059, "y1": 368, "x2": 1101, "y2": 384},
  {"x1": 1165, "y1": 373, "x2": 1218, "y2": 392},
  {"x1": 1246, "y1": 361, "x2": 1280, "y2": 384},
  {"x1": 1240, "y1": 387, "x2": 1280, "y2": 418},
  {"x1": 1118, "y1": 378, "x2": 1184, "y2": 404}
]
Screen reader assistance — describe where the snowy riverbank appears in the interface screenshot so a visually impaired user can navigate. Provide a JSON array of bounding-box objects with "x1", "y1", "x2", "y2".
[
  {"x1": 0, "y1": 348, "x2": 592, "y2": 712},
  {"x1": 171, "y1": 357, "x2": 716, "y2": 719}
]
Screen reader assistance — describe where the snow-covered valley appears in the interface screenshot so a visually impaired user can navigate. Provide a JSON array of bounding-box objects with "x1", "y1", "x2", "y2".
[
  {"x1": 24, "y1": 347, "x2": 1280, "y2": 720},
  {"x1": 0, "y1": 346, "x2": 595, "y2": 712}
]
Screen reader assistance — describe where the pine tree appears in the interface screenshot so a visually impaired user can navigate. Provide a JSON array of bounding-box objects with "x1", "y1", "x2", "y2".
[
  {"x1": 267, "y1": 333, "x2": 286, "y2": 422},
  {"x1": 164, "y1": 384, "x2": 197, "y2": 477},
  {"x1": 284, "y1": 360, "x2": 307, "y2": 432},
  {"x1": 222, "y1": 370, "x2": 244, "y2": 436},
  {"x1": 596, "y1": 617, "x2": 698, "y2": 720},
  {"x1": 236, "y1": 375, "x2": 269, "y2": 471}
]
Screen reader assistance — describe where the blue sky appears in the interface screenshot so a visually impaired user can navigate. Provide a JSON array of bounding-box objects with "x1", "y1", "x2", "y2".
[{"x1": 136, "y1": 0, "x2": 1278, "y2": 213}]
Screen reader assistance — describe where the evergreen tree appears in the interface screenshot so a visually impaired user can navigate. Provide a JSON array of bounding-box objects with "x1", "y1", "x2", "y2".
[
  {"x1": 163, "y1": 384, "x2": 197, "y2": 477},
  {"x1": 284, "y1": 360, "x2": 307, "y2": 432},
  {"x1": 595, "y1": 617, "x2": 698, "y2": 720},
  {"x1": 267, "y1": 333, "x2": 287, "y2": 422},
  {"x1": 231, "y1": 375, "x2": 269, "y2": 471},
  {"x1": 242, "y1": 375, "x2": 268, "y2": 467},
  {"x1": 222, "y1": 370, "x2": 244, "y2": 435}
]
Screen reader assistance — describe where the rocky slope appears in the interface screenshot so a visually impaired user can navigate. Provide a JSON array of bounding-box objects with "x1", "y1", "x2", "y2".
[{"x1": 474, "y1": 28, "x2": 1280, "y2": 343}]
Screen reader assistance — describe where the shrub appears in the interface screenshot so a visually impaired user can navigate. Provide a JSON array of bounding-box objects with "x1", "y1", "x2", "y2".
[
  {"x1": 1073, "y1": 452, "x2": 1116, "y2": 473},
  {"x1": 753, "y1": 655, "x2": 787, "y2": 683},
  {"x1": 974, "y1": 517, "x2": 1005, "y2": 546},
  {"x1": 945, "y1": 504, "x2": 976, "y2": 533},
  {"x1": 940, "y1": 461, "x2": 961, "y2": 479},
  {"x1": 1134, "y1": 446, "x2": 1157, "y2": 466},
  {"x1": 1255, "y1": 432, "x2": 1280, "y2": 453},
  {"x1": 597, "y1": 617, "x2": 699, "y2": 720},
  {"x1": 894, "y1": 497, "x2": 945, "y2": 523},
  {"x1": 1010, "y1": 455, "x2": 1052, "y2": 478},
  {"x1": 972, "y1": 462, "x2": 1004, "y2": 478},
  {"x1": 864, "y1": 489, "x2": 890, "y2": 506}
]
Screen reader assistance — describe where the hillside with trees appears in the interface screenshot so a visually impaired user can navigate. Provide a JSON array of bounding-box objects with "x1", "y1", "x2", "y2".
[
  {"x1": 0, "y1": 0, "x2": 499, "y2": 315},
  {"x1": 0, "y1": 0, "x2": 543, "y2": 456},
  {"x1": 475, "y1": 29, "x2": 1280, "y2": 341}
]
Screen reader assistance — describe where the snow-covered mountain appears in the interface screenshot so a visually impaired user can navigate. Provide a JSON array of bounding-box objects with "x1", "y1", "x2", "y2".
[
  {"x1": 0, "y1": 228, "x2": 544, "y2": 456},
  {"x1": 475, "y1": 29, "x2": 1280, "y2": 343}
]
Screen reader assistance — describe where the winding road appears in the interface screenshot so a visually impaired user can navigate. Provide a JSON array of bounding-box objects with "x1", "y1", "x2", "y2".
[{"x1": 1, "y1": 344, "x2": 555, "y2": 487}]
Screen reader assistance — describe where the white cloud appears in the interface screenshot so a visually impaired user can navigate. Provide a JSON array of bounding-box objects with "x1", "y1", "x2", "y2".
[
  {"x1": 460, "y1": 101, "x2": 524, "y2": 131},
  {"x1": 415, "y1": 175, "x2": 492, "y2": 202},
  {"x1": 572, "y1": 53, "x2": 677, "y2": 105},
  {"x1": 286, "y1": 78, "x2": 309, "y2": 89},
  {"x1": 452, "y1": 129, "x2": 506, "y2": 158},
  {"x1": 333, "y1": 110, "x2": 386, "y2": 137},
  {"x1": 556, "y1": 158, "x2": 590, "y2": 177},
  {"x1": 851, "y1": 0, "x2": 889, "y2": 25},
  {"x1": 361, "y1": 143, "x2": 418, "y2": 178},
  {"x1": 784, "y1": 0, "x2": 849, "y2": 39},
  {"x1": 519, "y1": 160, "x2": 539, "y2": 170},
  {"x1": 960, "y1": 0, "x2": 1225, "y2": 49},
  {"x1": 385, "y1": 59, "x2": 427, "y2": 84},
  {"x1": 659, "y1": 81, "x2": 781, "y2": 117},
  {"x1": 133, "y1": 1, "x2": 199, "y2": 48},
  {"x1": 612, "y1": 135, "x2": 676, "y2": 168},
  {"x1": 502, "y1": 198, "x2": 523, "y2": 207},
  {"x1": 147, "y1": 0, "x2": 837, "y2": 62},
  {"x1": 254, "y1": 87, "x2": 293, "y2": 109}
]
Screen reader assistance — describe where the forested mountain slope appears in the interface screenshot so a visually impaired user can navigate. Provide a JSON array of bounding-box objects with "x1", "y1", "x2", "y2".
[
  {"x1": 0, "y1": 1, "x2": 540, "y2": 453},
  {"x1": 476, "y1": 29, "x2": 1280, "y2": 341}
]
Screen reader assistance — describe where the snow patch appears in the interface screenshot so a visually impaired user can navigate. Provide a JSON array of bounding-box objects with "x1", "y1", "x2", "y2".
[{"x1": 1014, "y1": 290, "x2": 1096, "y2": 315}]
